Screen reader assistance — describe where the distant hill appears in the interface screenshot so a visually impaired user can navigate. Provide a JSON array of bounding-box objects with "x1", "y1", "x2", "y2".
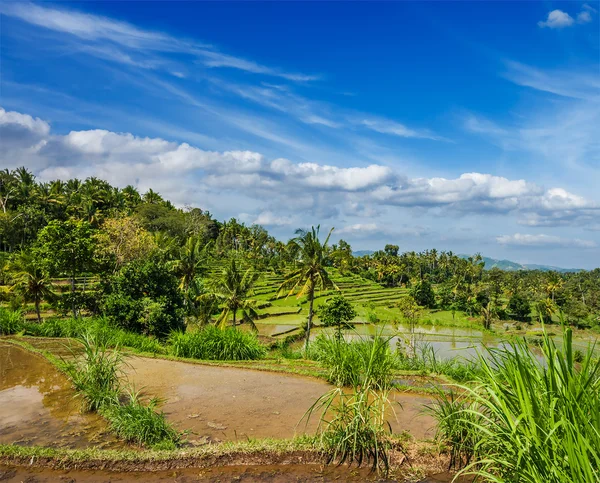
[
  {"x1": 354, "y1": 250, "x2": 375, "y2": 257},
  {"x1": 460, "y1": 255, "x2": 583, "y2": 273}
]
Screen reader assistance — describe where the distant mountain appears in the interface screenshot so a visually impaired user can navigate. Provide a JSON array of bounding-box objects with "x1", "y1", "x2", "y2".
[
  {"x1": 460, "y1": 255, "x2": 583, "y2": 273},
  {"x1": 354, "y1": 250, "x2": 375, "y2": 257}
]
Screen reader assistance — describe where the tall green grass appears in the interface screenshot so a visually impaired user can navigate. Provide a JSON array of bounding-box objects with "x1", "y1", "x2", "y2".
[
  {"x1": 100, "y1": 388, "x2": 180, "y2": 449},
  {"x1": 168, "y1": 325, "x2": 266, "y2": 360},
  {"x1": 396, "y1": 341, "x2": 483, "y2": 383},
  {"x1": 430, "y1": 327, "x2": 600, "y2": 482},
  {"x1": 308, "y1": 333, "x2": 396, "y2": 388},
  {"x1": 62, "y1": 332, "x2": 181, "y2": 449},
  {"x1": 302, "y1": 334, "x2": 396, "y2": 474},
  {"x1": 63, "y1": 333, "x2": 122, "y2": 412}
]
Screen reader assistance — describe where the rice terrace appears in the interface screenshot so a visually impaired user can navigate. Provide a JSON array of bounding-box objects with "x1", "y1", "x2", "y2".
[{"x1": 1, "y1": 2, "x2": 599, "y2": 482}]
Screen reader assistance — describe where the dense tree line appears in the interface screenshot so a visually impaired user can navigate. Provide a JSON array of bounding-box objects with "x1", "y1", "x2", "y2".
[{"x1": 1, "y1": 167, "x2": 599, "y2": 334}]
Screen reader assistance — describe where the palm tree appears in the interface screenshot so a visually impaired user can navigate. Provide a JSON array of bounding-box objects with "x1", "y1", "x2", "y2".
[
  {"x1": 205, "y1": 258, "x2": 260, "y2": 330},
  {"x1": 277, "y1": 226, "x2": 337, "y2": 352},
  {"x1": 8, "y1": 251, "x2": 54, "y2": 323},
  {"x1": 173, "y1": 237, "x2": 210, "y2": 311}
]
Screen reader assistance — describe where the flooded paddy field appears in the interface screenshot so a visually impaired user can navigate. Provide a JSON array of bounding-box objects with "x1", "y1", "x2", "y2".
[
  {"x1": 0, "y1": 342, "x2": 118, "y2": 449},
  {"x1": 124, "y1": 356, "x2": 436, "y2": 442},
  {"x1": 1, "y1": 339, "x2": 435, "y2": 449}
]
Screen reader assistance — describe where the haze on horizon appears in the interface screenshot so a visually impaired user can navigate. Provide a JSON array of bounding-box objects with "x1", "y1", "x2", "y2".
[{"x1": 0, "y1": 1, "x2": 599, "y2": 268}]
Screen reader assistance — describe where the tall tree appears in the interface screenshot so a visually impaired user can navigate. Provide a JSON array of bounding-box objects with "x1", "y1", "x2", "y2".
[
  {"x1": 35, "y1": 220, "x2": 95, "y2": 317},
  {"x1": 277, "y1": 226, "x2": 337, "y2": 352}
]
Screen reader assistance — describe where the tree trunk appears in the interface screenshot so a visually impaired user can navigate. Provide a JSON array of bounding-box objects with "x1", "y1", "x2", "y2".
[
  {"x1": 35, "y1": 298, "x2": 41, "y2": 324},
  {"x1": 70, "y1": 272, "x2": 76, "y2": 318},
  {"x1": 232, "y1": 309, "x2": 237, "y2": 329},
  {"x1": 304, "y1": 285, "x2": 315, "y2": 353}
]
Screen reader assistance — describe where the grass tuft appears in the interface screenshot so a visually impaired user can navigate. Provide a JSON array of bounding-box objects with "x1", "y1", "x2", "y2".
[{"x1": 168, "y1": 325, "x2": 266, "y2": 360}]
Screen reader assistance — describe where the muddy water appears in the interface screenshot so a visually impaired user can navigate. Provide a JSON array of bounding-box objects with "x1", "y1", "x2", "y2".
[
  {"x1": 0, "y1": 342, "x2": 117, "y2": 448},
  {"x1": 125, "y1": 357, "x2": 436, "y2": 443},
  {"x1": 0, "y1": 464, "x2": 450, "y2": 482}
]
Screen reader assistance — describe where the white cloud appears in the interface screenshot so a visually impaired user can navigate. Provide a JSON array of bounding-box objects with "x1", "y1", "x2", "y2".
[
  {"x1": 358, "y1": 117, "x2": 447, "y2": 141},
  {"x1": 538, "y1": 10, "x2": 574, "y2": 28},
  {"x1": 0, "y1": 107, "x2": 50, "y2": 137},
  {"x1": 1, "y1": 107, "x2": 599, "y2": 231},
  {"x1": 578, "y1": 11, "x2": 593, "y2": 23},
  {"x1": 538, "y1": 6, "x2": 597, "y2": 28},
  {"x1": 497, "y1": 233, "x2": 597, "y2": 248},
  {"x1": 252, "y1": 211, "x2": 294, "y2": 227},
  {"x1": 337, "y1": 223, "x2": 380, "y2": 235},
  {"x1": 503, "y1": 61, "x2": 600, "y2": 101},
  {"x1": 0, "y1": 2, "x2": 318, "y2": 82}
]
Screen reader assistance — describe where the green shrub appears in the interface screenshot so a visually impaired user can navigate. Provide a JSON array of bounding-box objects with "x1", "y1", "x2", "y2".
[
  {"x1": 168, "y1": 326, "x2": 266, "y2": 360},
  {"x1": 101, "y1": 258, "x2": 184, "y2": 337},
  {"x1": 0, "y1": 307, "x2": 24, "y2": 335}
]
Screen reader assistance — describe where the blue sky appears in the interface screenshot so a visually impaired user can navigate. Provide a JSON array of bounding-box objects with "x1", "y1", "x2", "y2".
[{"x1": 0, "y1": 1, "x2": 599, "y2": 268}]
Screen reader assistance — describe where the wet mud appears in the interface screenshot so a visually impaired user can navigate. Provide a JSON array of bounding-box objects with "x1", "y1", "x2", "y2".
[
  {"x1": 0, "y1": 464, "x2": 459, "y2": 482},
  {"x1": 124, "y1": 356, "x2": 436, "y2": 443}
]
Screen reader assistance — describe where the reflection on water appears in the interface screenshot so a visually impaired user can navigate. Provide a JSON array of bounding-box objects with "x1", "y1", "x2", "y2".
[
  {"x1": 0, "y1": 342, "x2": 118, "y2": 448},
  {"x1": 252, "y1": 321, "x2": 599, "y2": 361}
]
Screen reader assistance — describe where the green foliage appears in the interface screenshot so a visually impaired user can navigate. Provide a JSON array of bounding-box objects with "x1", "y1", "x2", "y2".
[
  {"x1": 0, "y1": 307, "x2": 24, "y2": 335},
  {"x1": 168, "y1": 325, "x2": 266, "y2": 361},
  {"x1": 20, "y1": 316, "x2": 164, "y2": 353},
  {"x1": 431, "y1": 327, "x2": 600, "y2": 482},
  {"x1": 277, "y1": 225, "x2": 337, "y2": 352},
  {"x1": 101, "y1": 258, "x2": 184, "y2": 337},
  {"x1": 507, "y1": 292, "x2": 531, "y2": 321},
  {"x1": 63, "y1": 333, "x2": 123, "y2": 412},
  {"x1": 410, "y1": 279, "x2": 436, "y2": 308},
  {"x1": 6, "y1": 250, "x2": 55, "y2": 322},
  {"x1": 206, "y1": 257, "x2": 260, "y2": 330},
  {"x1": 308, "y1": 334, "x2": 395, "y2": 389},
  {"x1": 427, "y1": 390, "x2": 483, "y2": 469},
  {"x1": 318, "y1": 295, "x2": 357, "y2": 338}
]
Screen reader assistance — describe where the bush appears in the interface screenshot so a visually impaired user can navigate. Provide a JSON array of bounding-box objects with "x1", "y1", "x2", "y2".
[
  {"x1": 303, "y1": 333, "x2": 397, "y2": 475},
  {"x1": 0, "y1": 307, "x2": 24, "y2": 335},
  {"x1": 101, "y1": 258, "x2": 184, "y2": 337},
  {"x1": 168, "y1": 326, "x2": 266, "y2": 360},
  {"x1": 410, "y1": 280, "x2": 436, "y2": 308}
]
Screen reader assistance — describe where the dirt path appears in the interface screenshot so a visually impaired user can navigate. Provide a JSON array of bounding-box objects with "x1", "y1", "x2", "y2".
[{"x1": 124, "y1": 356, "x2": 436, "y2": 443}]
